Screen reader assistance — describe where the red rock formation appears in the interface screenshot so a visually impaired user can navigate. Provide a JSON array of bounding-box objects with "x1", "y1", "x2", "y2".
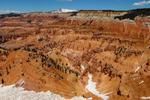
[{"x1": 0, "y1": 11, "x2": 149, "y2": 100}]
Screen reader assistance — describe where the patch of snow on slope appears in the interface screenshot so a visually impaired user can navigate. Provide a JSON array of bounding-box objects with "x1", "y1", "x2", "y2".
[
  {"x1": 86, "y1": 73, "x2": 110, "y2": 100},
  {"x1": 71, "y1": 97, "x2": 86, "y2": 100},
  {"x1": 52, "y1": 8, "x2": 77, "y2": 13},
  {"x1": 0, "y1": 10, "x2": 20, "y2": 14},
  {"x1": 81, "y1": 64, "x2": 85, "y2": 71},
  {"x1": 0, "y1": 85, "x2": 85, "y2": 100},
  {"x1": 139, "y1": 80, "x2": 144, "y2": 85},
  {"x1": 141, "y1": 96, "x2": 150, "y2": 100},
  {"x1": 135, "y1": 66, "x2": 140, "y2": 72}
]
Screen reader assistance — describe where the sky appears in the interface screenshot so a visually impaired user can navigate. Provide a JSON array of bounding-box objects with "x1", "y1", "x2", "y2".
[{"x1": 0, "y1": 0, "x2": 150, "y2": 13}]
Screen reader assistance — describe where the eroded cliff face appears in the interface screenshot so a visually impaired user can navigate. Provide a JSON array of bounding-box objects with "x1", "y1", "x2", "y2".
[{"x1": 0, "y1": 10, "x2": 150, "y2": 100}]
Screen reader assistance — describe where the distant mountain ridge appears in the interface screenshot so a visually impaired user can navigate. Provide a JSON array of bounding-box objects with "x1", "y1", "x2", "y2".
[
  {"x1": 0, "y1": 8, "x2": 150, "y2": 20},
  {"x1": 52, "y1": 8, "x2": 77, "y2": 13},
  {"x1": 0, "y1": 10, "x2": 20, "y2": 14}
]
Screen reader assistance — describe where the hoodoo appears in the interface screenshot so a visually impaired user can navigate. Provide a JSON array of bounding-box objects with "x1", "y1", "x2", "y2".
[{"x1": 0, "y1": 8, "x2": 150, "y2": 100}]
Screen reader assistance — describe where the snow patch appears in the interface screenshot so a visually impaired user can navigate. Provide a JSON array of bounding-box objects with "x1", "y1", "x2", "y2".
[
  {"x1": 0, "y1": 10, "x2": 20, "y2": 14},
  {"x1": 86, "y1": 73, "x2": 110, "y2": 100},
  {"x1": 139, "y1": 80, "x2": 144, "y2": 85},
  {"x1": 52, "y1": 8, "x2": 77, "y2": 13},
  {"x1": 135, "y1": 66, "x2": 140, "y2": 72},
  {"x1": 141, "y1": 96, "x2": 150, "y2": 100},
  {"x1": 81, "y1": 64, "x2": 85, "y2": 71},
  {"x1": 0, "y1": 85, "x2": 85, "y2": 100},
  {"x1": 87, "y1": 97, "x2": 92, "y2": 100}
]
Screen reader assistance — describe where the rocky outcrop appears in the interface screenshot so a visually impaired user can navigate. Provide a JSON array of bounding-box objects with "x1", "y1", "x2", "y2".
[{"x1": 74, "y1": 10, "x2": 127, "y2": 19}]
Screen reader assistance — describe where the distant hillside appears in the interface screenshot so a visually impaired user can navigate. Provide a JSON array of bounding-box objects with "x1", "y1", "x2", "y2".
[
  {"x1": 115, "y1": 8, "x2": 150, "y2": 20},
  {"x1": 0, "y1": 8, "x2": 150, "y2": 20},
  {"x1": 0, "y1": 13, "x2": 21, "y2": 19}
]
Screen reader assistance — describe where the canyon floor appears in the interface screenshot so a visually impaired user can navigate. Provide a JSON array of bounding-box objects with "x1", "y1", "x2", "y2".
[{"x1": 0, "y1": 9, "x2": 150, "y2": 100}]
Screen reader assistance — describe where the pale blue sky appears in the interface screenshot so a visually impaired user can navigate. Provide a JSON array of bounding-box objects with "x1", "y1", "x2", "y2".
[{"x1": 0, "y1": 0, "x2": 149, "y2": 12}]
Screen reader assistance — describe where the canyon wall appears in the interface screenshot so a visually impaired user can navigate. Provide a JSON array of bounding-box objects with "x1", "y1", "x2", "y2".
[{"x1": 0, "y1": 9, "x2": 150, "y2": 100}]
